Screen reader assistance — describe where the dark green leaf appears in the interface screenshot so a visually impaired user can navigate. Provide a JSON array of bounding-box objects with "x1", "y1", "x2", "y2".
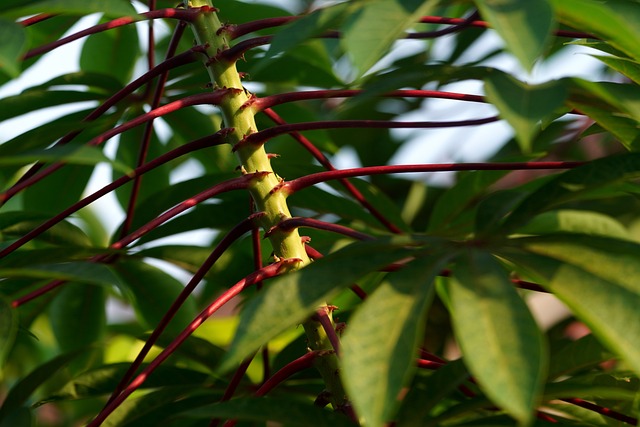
[
  {"x1": 0, "y1": 350, "x2": 84, "y2": 422},
  {"x1": 548, "y1": 334, "x2": 615, "y2": 379},
  {"x1": 342, "y1": 257, "x2": 447, "y2": 427},
  {"x1": 49, "y1": 283, "x2": 106, "y2": 372},
  {"x1": 0, "y1": 90, "x2": 102, "y2": 122},
  {"x1": 219, "y1": 237, "x2": 423, "y2": 372},
  {"x1": 450, "y1": 251, "x2": 546, "y2": 425},
  {"x1": 0, "y1": 19, "x2": 27, "y2": 78},
  {"x1": 179, "y1": 397, "x2": 357, "y2": 427},
  {"x1": 114, "y1": 260, "x2": 198, "y2": 335},
  {"x1": 0, "y1": 262, "x2": 122, "y2": 289},
  {"x1": 0, "y1": 296, "x2": 18, "y2": 367},
  {"x1": 484, "y1": 72, "x2": 568, "y2": 153},
  {"x1": 0, "y1": 211, "x2": 91, "y2": 248},
  {"x1": 475, "y1": 0, "x2": 555, "y2": 70},
  {"x1": 592, "y1": 55, "x2": 640, "y2": 85},
  {"x1": 0, "y1": 145, "x2": 131, "y2": 173},
  {"x1": 79, "y1": 19, "x2": 139, "y2": 85}
]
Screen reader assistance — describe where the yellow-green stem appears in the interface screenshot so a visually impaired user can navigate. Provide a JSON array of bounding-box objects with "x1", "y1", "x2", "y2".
[{"x1": 185, "y1": 0, "x2": 348, "y2": 412}]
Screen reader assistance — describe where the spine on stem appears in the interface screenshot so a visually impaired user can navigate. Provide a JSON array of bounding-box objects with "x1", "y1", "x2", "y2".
[{"x1": 184, "y1": 0, "x2": 350, "y2": 412}]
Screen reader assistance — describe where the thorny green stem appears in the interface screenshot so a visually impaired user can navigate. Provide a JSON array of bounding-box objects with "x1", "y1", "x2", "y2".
[{"x1": 185, "y1": 0, "x2": 351, "y2": 414}]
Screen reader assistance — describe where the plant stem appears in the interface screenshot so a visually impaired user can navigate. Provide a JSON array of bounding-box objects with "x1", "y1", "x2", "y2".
[{"x1": 185, "y1": 0, "x2": 349, "y2": 412}]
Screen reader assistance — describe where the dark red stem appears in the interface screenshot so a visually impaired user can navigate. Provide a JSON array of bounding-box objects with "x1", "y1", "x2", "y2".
[
  {"x1": 22, "y1": 8, "x2": 206, "y2": 60},
  {"x1": 266, "y1": 217, "x2": 373, "y2": 241},
  {"x1": 283, "y1": 162, "x2": 584, "y2": 194},
  {"x1": 19, "y1": 13, "x2": 56, "y2": 26},
  {"x1": 315, "y1": 308, "x2": 341, "y2": 356},
  {"x1": 105, "y1": 214, "x2": 262, "y2": 405},
  {"x1": 255, "y1": 89, "x2": 485, "y2": 111},
  {"x1": 560, "y1": 398, "x2": 637, "y2": 425},
  {"x1": 238, "y1": 117, "x2": 499, "y2": 149},
  {"x1": 88, "y1": 259, "x2": 297, "y2": 427},
  {"x1": 120, "y1": 21, "x2": 188, "y2": 238}
]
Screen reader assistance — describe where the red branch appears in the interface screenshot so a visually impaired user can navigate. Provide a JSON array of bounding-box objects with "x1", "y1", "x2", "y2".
[
  {"x1": 106, "y1": 213, "x2": 262, "y2": 404},
  {"x1": 238, "y1": 116, "x2": 499, "y2": 149},
  {"x1": 19, "y1": 13, "x2": 56, "y2": 26},
  {"x1": 22, "y1": 8, "x2": 208, "y2": 60},
  {"x1": 282, "y1": 162, "x2": 584, "y2": 194},
  {"x1": 254, "y1": 89, "x2": 485, "y2": 111},
  {"x1": 88, "y1": 259, "x2": 299, "y2": 427},
  {"x1": 560, "y1": 398, "x2": 637, "y2": 425},
  {"x1": 266, "y1": 217, "x2": 373, "y2": 241}
]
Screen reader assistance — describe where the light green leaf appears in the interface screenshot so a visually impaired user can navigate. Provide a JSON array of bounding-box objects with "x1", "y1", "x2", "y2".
[
  {"x1": 592, "y1": 55, "x2": 640, "y2": 85},
  {"x1": 0, "y1": 18, "x2": 27, "y2": 78},
  {"x1": 6, "y1": 0, "x2": 136, "y2": 18},
  {"x1": 517, "y1": 210, "x2": 629, "y2": 239},
  {"x1": 218, "y1": 237, "x2": 422, "y2": 373},
  {"x1": 450, "y1": 251, "x2": 546, "y2": 425},
  {"x1": 342, "y1": 0, "x2": 439, "y2": 77},
  {"x1": 0, "y1": 297, "x2": 18, "y2": 367},
  {"x1": 484, "y1": 72, "x2": 568, "y2": 153},
  {"x1": 551, "y1": 0, "x2": 640, "y2": 63},
  {"x1": 475, "y1": 0, "x2": 555, "y2": 71},
  {"x1": 341, "y1": 257, "x2": 448, "y2": 427}
]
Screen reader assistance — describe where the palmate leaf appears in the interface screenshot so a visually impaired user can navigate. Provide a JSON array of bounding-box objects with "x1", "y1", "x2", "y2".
[
  {"x1": 341, "y1": 0, "x2": 440, "y2": 77},
  {"x1": 449, "y1": 251, "x2": 547, "y2": 425},
  {"x1": 341, "y1": 256, "x2": 450, "y2": 427},
  {"x1": 218, "y1": 237, "x2": 423, "y2": 373}
]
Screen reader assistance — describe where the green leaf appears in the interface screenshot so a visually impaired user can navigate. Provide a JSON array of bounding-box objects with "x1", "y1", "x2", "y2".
[
  {"x1": 0, "y1": 18, "x2": 27, "y2": 78},
  {"x1": 79, "y1": 19, "x2": 139, "y2": 85},
  {"x1": 114, "y1": 260, "x2": 198, "y2": 335},
  {"x1": 0, "y1": 211, "x2": 92, "y2": 248},
  {"x1": 0, "y1": 90, "x2": 103, "y2": 122},
  {"x1": 39, "y1": 363, "x2": 212, "y2": 404},
  {"x1": 49, "y1": 283, "x2": 106, "y2": 372},
  {"x1": 592, "y1": 55, "x2": 640, "y2": 85},
  {"x1": 0, "y1": 262, "x2": 122, "y2": 289},
  {"x1": 548, "y1": 334, "x2": 614, "y2": 379},
  {"x1": 449, "y1": 251, "x2": 546, "y2": 425},
  {"x1": 551, "y1": 0, "x2": 640, "y2": 63},
  {"x1": 179, "y1": 397, "x2": 356, "y2": 427},
  {"x1": 484, "y1": 72, "x2": 568, "y2": 153},
  {"x1": 6, "y1": 0, "x2": 136, "y2": 18},
  {"x1": 0, "y1": 145, "x2": 132, "y2": 173},
  {"x1": 23, "y1": 164, "x2": 94, "y2": 216},
  {"x1": 516, "y1": 210, "x2": 629, "y2": 239},
  {"x1": 341, "y1": 257, "x2": 447, "y2": 427},
  {"x1": 0, "y1": 296, "x2": 18, "y2": 367},
  {"x1": 0, "y1": 350, "x2": 84, "y2": 423},
  {"x1": 219, "y1": 237, "x2": 423, "y2": 373},
  {"x1": 475, "y1": 0, "x2": 555, "y2": 71},
  {"x1": 342, "y1": 0, "x2": 439, "y2": 77},
  {"x1": 501, "y1": 153, "x2": 640, "y2": 232}
]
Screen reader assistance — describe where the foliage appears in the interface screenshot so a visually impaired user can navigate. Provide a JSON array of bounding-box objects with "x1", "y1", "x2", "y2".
[{"x1": 1, "y1": 0, "x2": 640, "y2": 426}]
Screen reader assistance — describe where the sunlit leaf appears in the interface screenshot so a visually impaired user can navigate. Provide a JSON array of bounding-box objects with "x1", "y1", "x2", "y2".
[
  {"x1": 475, "y1": 0, "x2": 555, "y2": 71},
  {"x1": 219, "y1": 237, "x2": 423, "y2": 372},
  {"x1": 450, "y1": 251, "x2": 546, "y2": 425},
  {"x1": 6, "y1": 0, "x2": 136, "y2": 18},
  {"x1": 484, "y1": 72, "x2": 568, "y2": 153},
  {"x1": 342, "y1": 257, "x2": 447, "y2": 427},
  {"x1": 342, "y1": 0, "x2": 439, "y2": 76}
]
